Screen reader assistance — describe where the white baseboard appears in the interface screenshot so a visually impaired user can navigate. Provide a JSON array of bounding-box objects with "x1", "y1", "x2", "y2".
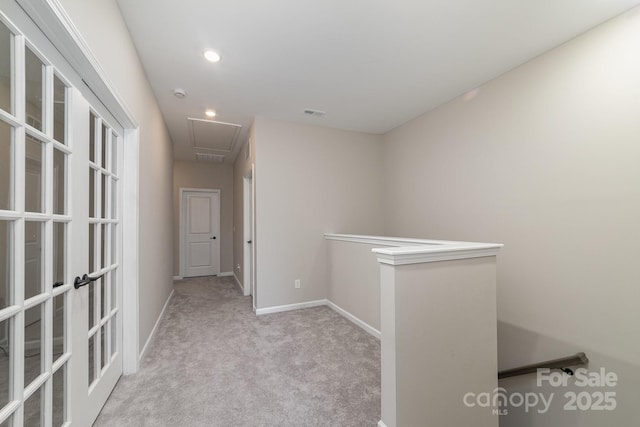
[
  {"x1": 326, "y1": 300, "x2": 381, "y2": 340},
  {"x1": 176, "y1": 273, "x2": 232, "y2": 280},
  {"x1": 232, "y1": 273, "x2": 244, "y2": 293},
  {"x1": 235, "y1": 272, "x2": 251, "y2": 297},
  {"x1": 256, "y1": 299, "x2": 327, "y2": 316},
  {"x1": 378, "y1": 421, "x2": 387, "y2": 427},
  {"x1": 255, "y1": 299, "x2": 382, "y2": 340},
  {"x1": 139, "y1": 289, "x2": 174, "y2": 362}
]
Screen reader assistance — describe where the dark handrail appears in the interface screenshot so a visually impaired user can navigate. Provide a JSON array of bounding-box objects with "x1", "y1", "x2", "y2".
[{"x1": 498, "y1": 352, "x2": 588, "y2": 379}]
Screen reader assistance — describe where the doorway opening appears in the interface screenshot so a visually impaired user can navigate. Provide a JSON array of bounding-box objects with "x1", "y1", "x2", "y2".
[
  {"x1": 243, "y1": 165, "x2": 256, "y2": 310},
  {"x1": 243, "y1": 174, "x2": 252, "y2": 298}
]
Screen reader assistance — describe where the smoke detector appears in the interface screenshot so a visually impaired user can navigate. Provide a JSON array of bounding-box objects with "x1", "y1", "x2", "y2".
[
  {"x1": 303, "y1": 108, "x2": 326, "y2": 117},
  {"x1": 173, "y1": 88, "x2": 187, "y2": 99}
]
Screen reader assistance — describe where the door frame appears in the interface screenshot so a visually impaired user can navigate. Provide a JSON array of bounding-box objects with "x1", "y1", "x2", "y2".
[
  {"x1": 243, "y1": 164, "x2": 257, "y2": 309},
  {"x1": 242, "y1": 173, "x2": 251, "y2": 297},
  {"x1": 15, "y1": 0, "x2": 142, "y2": 375},
  {"x1": 179, "y1": 188, "x2": 221, "y2": 278}
]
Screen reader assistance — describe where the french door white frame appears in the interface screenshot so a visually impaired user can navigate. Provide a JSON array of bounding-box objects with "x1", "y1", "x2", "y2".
[
  {"x1": 179, "y1": 188, "x2": 221, "y2": 279},
  {"x1": 14, "y1": 0, "x2": 141, "y2": 375}
]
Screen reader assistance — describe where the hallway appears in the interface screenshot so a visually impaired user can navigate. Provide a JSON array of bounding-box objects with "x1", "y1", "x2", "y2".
[{"x1": 94, "y1": 277, "x2": 380, "y2": 426}]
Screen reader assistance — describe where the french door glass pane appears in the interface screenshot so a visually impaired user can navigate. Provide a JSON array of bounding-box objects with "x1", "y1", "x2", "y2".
[
  {"x1": 100, "y1": 224, "x2": 106, "y2": 269},
  {"x1": 88, "y1": 224, "x2": 95, "y2": 273},
  {"x1": 100, "y1": 277, "x2": 105, "y2": 319},
  {"x1": 88, "y1": 276, "x2": 94, "y2": 329},
  {"x1": 101, "y1": 174, "x2": 106, "y2": 219},
  {"x1": 111, "y1": 132, "x2": 117, "y2": 174},
  {"x1": 0, "y1": 220, "x2": 11, "y2": 310},
  {"x1": 89, "y1": 112, "x2": 96, "y2": 162},
  {"x1": 101, "y1": 124, "x2": 107, "y2": 169},
  {"x1": 25, "y1": 135, "x2": 44, "y2": 213},
  {"x1": 0, "y1": 317, "x2": 11, "y2": 408},
  {"x1": 110, "y1": 316, "x2": 116, "y2": 357},
  {"x1": 52, "y1": 364, "x2": 66, "y2": 426},
  {"x1": 0, "y1": 21, "x2": 12, "y2": 114},
  {"x1": 110, "y1": 224, "x2": 117, "y2": 265},
  {"x1": 24, "y1": 221, "x2": 43, "y2": 299},
  {"x1": 110, "y1": 271, "x2": 116, "y2": 312},
  {"x1": 24, "y1": 303, "x2": 43, "y2": 386},
  {"x1": 53, "y1": 75, "x2": 66, "y2": 144},
  {"x1": 105, "y1": 322, "x2": 111, "y2": 362},
  {"x1": 52, "y1": 293, "x2": 65, "y2": 362},
  {"x1": 89, "y1": 169, "x2": 95, "y2": 217},
  {"x1": 111, "y1": 179, "x2": 117, "y2": 219},
  {"x1": 100, "y1": 326, "x2": 106, "y2": 369},
  {"x1": 53, "y1": 149, "x2": 66, "y2": 215},
  {"x1": 23, "y1": 385, "x2": 42, "y2": 426},
  {"x1": 0, "y1": 120, "x2": 12, "y2": 211},
  {"x1": 53, "y1": 222, "x2": 65, "y2": 288},
  {"x1": 88, "y1": 335, "x2": 96, "y2": 386},
  {"x1": 25, "y1": 47, "x2": 44, "y2": 132}
]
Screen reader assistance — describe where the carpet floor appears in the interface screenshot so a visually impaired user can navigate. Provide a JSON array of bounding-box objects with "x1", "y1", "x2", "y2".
[{"x1": 94, "y1": 276, "x2": 381, "y2": 426}]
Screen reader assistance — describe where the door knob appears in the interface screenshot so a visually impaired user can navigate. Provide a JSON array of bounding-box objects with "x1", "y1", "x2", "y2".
[
  {"x1": 211, "y1": 236, "x2": 217, "y2": 240},
  {"x1": 247, "y1": 240, "x2": 252, "y2": 244},
  {"x1": 74, "y1": 273, "x2": 104, "y2": 289}
]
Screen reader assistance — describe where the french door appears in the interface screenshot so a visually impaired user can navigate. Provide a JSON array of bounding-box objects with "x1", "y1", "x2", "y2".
[{"x1": 0, "y1": 6, "x2": 123, "y2": 426}]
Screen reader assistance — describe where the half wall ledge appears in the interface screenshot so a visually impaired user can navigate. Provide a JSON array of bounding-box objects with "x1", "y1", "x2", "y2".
[
  {"x1": 324, "y1": 234, "x2": 503, "y2": 427},
  {"x1": 324, "y1": 233, "x2": 503, "y2": 264}
]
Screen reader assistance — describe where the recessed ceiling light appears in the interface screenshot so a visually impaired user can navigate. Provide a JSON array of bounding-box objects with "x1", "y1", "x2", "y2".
[
  {"x1": 203, "y1": 49, "x2": 221, "y2": 63},
  {"x1": 205, "y1": 109, "x2": 216, "y2": 117}
]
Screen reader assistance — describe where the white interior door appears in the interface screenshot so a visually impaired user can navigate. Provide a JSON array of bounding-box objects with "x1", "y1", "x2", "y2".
[
  {"x1": 0, "y1": 8, "x2": 123, "y2": 426},
  {"x1": 68, "y1": 99, "x2": 123, "y2": 427},
  {"x1": 183, "y1": 190, "x2": 220, "y2": 278}
]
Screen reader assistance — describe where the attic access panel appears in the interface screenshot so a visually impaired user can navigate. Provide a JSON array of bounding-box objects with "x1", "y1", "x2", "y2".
[{"x1": 188, "y1": 117, "x2": 242, "y2": 153}]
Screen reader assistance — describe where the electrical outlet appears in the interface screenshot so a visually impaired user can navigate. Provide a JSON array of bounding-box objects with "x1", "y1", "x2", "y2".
[{"x1": 295, "y1": 279, "x2": 301, "y2": 289}]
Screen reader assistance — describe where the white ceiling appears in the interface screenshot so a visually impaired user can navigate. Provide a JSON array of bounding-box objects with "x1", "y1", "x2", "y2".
[{"x1": 116, "y1": 0, "x2": 640, "y2": 163}]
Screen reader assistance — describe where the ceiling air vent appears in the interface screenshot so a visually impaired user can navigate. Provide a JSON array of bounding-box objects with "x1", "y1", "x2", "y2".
[
  {"x1": 303, "y1": 108, "x2": 326, "y2": 117},
  {"x1": 195, "y1": 153, "x2": 225, "y2": 163}
]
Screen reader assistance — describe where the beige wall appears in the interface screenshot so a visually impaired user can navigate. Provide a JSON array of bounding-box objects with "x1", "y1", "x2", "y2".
[
  {"x1": 327, "y1": 240, "x2": 382, "y2": 331},
  {"x1": 382, "y1": 8, "x2": 640, "y2": 425},
  {"x1": 173, "y1": 160, "x2": 234, "y2": 275},
  {"x1": 252, "y1": 117, "x2": 384, "y2": 309},
  {"x1": 59, "y1": 0, "x2": 174, "y2": 351}
]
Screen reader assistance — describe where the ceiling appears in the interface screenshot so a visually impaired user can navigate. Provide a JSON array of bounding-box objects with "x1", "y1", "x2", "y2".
[{"x1": 116, "y1": 0, "x2": 640, "y2": 163}]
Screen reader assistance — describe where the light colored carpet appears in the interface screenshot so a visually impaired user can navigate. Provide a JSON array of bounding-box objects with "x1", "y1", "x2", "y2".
[{"x1": 94, "y1": 276, "x2": 381, "y2": 426}]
